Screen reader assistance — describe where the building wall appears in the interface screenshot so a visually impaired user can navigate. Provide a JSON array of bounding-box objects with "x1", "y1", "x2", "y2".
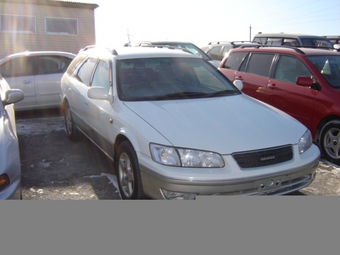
[{"x1": 0, "y1": 2, "x2": 96, "y2": 58}]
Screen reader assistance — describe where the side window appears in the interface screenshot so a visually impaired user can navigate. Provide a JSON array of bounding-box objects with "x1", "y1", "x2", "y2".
[
  {"x1": 274, "y1": 55, "x2": 311, "y2": 83},
  {"x1": 223, "y1": 52, "x2": 248, "y2": 70},
  {"x1": 266, "y1": 38, "x2": 282, "y2": 46},
  {"x1": 210, "y1": 46, "x2": 222, "y2": 60},
  {"x1": 253, "y1": 37, "x2": 266, "y2": 44},
  {"x1": 283, "y1": 38, "x2": 300, "y2": 47},
  {"x1": 37, "y1": 56, "x2": 73, "y2": 74},
  {"x1": 91, "y1": 60, "x2": 110, "y2": 92},
  {"x1": 221, "y1": 46, "x2": 232, "y2": 60},
  {"x1": 246, "y1": 53, "x2": 275, "y2": 77},
  {"x1": 0, "y1": 56, "x2": 34, "y2": 77},
  {"x1": 77, "y1": 58, "x2": 97, "y2": 86}
]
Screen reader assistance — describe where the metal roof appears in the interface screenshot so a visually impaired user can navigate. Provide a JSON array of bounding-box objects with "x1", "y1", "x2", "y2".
[{"x1": 0, "y1": 0, "x2": 99, "y2": 9}]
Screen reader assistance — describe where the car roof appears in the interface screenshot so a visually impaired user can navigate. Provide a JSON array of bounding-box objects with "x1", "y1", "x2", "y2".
[
  {"x1": 254, "y1": 33, "x2": 329, "y2": 39},
  {"x1": 79, "y1": 46, "x2": 201, "y2": 60},
  {"x1": 0, "y1": 51, "x2": 76, "y2": 62},
  {"x1": 228, "y1": 46, "x2": 340, "y2": 56}
]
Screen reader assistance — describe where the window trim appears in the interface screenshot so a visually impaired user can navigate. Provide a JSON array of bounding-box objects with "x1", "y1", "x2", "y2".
[
  {"x1": 45, "y1": 17, "x2": 78, "y2": 36},
  {"x1": 0, "y1": 14, "x2": 36, "y2": 34}
]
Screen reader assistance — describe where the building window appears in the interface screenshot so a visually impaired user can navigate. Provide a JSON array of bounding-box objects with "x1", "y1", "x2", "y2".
[
  {"x1": 0, "y1": 14, "x2": 36, "y2": 33},
  {"x1": 45, "y1": 17, "x2": 78, "y2": 35}
]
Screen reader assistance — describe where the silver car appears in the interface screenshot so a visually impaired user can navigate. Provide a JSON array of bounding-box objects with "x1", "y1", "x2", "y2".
[
  {"x1": 0, "y1": 51, "x2": 75, "y2": 111},
  {"x1": 0, "y1": 76, "x2": 24, "y2": 199},
  {"x1": 60, "y1": 46, "x2": 320, "y2": 200}
]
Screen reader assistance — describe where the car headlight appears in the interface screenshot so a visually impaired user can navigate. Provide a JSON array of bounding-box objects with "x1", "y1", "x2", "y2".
[
  {"x1": 298, "y1": 130, "x2": 313, "y2": 154},
  {"x1": 150, "y1": 143, "x2": 224, "y2": 168}
]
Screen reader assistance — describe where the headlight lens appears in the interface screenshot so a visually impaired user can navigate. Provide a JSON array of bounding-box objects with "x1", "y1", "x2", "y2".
[
  {"x1": 150, "y1": 144, "x2": 224, "y2": 168},
  {"x1": 298, "y1": 130, "x2": 313, "y2": 154}
]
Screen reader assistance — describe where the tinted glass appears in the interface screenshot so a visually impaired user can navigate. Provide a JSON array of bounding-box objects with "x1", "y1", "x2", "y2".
[
  {"x1": 0, "y1": 56, "x2": 34, "y2": 77},
  {"x1": 274, "y1": 55, "x2": 311, "y2": 83},
  {"x1": 307, "y1": 55, "x2": 340, "y2": 88},
  {"x1": 117, "y1": 58, "x2": 240, "y2": 101},
  {"x1": 37, "y1": 56, "x2": 73, "y2": 74},
  {"x1": 246, "y1": 53, "x2": 275, "y2": 77},
  {"x1": 223, "y1": 52, "x2": 248, "y2": 70}
]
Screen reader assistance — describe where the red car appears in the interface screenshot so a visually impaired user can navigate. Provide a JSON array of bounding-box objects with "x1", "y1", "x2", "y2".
[{"x1": 218, "y1": 47, "x2": 340, "y2": 164}]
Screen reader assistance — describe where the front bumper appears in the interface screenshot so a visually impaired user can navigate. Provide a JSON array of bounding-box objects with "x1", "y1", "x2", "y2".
[{"x1": 139, "y1": 153, "x2": 319, "y2": 200}]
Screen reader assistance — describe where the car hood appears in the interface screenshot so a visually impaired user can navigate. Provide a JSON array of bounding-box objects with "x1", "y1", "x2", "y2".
[{"x1": 123, "y1": 94, "x2": 307, "y2": 154}]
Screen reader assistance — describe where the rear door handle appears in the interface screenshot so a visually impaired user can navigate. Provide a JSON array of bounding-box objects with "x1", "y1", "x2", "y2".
[
  {"x1": 235, "y1": 76, "x2": 243, "y2": 81},
  {"x1": 23, "y1": 80, "x2": 33, "y2": 85}
]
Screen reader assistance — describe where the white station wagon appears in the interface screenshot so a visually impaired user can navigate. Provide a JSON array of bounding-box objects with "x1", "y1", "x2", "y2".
[{"x1": 60, "y1": 46, "x2": 320, "y2": 200}]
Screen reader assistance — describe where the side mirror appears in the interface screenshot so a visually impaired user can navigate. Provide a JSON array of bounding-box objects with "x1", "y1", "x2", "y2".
[
  {"x1": 233, "y1": 80, "x2": 243, "y2": 91},
  {"x1": 296, "y1": 76, "x2": 314, "y2": 87},
  {"x1": 2, "y1": 89, "x2": 24, "y2": 106},
  {"x1": 87, "y1": 86, "x2": 109, "y2": 100},
  {"x1": 333, "y1": 44, "x2": 340, "y2": 52}
]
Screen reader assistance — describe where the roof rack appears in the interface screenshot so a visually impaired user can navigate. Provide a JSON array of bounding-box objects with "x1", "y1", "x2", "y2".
[
  {"x1": 79, "y1": 45, "x2": 118, "y2": 55},
  {"x1": 139, "y1": 44, "x2": 192, "y2": 54}
]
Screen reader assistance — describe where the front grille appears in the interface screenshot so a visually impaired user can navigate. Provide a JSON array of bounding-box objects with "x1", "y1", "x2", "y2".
[{"x1": 232, "y1": 145, "x2": 293, "y2": 168}]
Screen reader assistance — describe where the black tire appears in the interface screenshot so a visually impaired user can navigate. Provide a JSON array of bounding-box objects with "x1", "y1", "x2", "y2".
[
  {"x1": 64, "y1": 101, "x2": 79, "y2": 141},
  {"x1": 320, "y1": 120, "x2": 340, "y2": 165},
  {"x1": 115, "y1": 141, "x2": 144, "y2": 199}
]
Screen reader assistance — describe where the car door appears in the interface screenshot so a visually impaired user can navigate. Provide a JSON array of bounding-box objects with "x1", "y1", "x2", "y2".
[
  {"x1": 84, "y1": 59, "x2": 115, "y2": 157},
  {"x1": 219, "y1": 51, "x2": 248, "y2": 81},
  {"x1": 236, "y1": 52, "x2": 275, "y2": 103},
  {"x1": 70, "y1": 57, "x2": 98, "y2": 134},
  {"x1": 35, "y1": 55, "x2": 73, "y2": 108},
  {"x1": 269, "y1": 54, "x2": 315, "y2": 129},
  {"x1": 0, "y1": 56, "x2": 36, "y2": 110}
]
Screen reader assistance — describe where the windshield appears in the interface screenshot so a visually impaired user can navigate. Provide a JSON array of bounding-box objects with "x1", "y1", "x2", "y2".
[
  {"x1": 117, "y1": 58, "x2": 240, "y2": 101},
  {"x1": 307, "y1": 55, "x2": 340, "y2": 88}
]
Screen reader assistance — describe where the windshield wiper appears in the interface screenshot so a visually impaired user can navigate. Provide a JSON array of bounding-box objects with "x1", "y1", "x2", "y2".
[{"x1": 206, "y1": 90, "x2": 239, "y2": 97}]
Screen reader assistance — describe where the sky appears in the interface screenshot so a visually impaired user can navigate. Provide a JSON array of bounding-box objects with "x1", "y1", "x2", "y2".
[{"x1": 78, "y1": 0, "x2": 340, "y2": 48}]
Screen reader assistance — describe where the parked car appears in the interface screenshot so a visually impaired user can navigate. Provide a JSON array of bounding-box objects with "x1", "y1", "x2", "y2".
[
  {"x1": 253, "y1": 33, "x2": 333, "y2": 49},
  {"x1": 0, "y1": 51, "x2": 75, "y2": 111},
  {"x1": 324, "y1": 36, "x2": 340, "y2": 52},
  {"x1": 60, "y1": 46, "x2": 319, "y2": 200},
  {"x1": 133, "y1": 41, "x2": 219, "y2": 67},
  {"x1": 218, "y1": 46, "x2": 340, "y2": 164},
  {"x1": 201, "y1": 41, "x2": 260, "y2": 62},
  {"x1": 0, "y1": 75, "x2": 24, "y2": 199}
]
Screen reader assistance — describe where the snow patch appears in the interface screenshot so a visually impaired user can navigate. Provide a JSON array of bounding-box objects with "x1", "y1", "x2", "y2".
[{"x1": 16, "y1": 117, "x2": 65, "y2": 136}]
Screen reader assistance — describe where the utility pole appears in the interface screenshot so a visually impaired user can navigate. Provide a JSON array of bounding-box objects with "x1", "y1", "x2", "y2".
[{"x1": 249, "y1": 24, "x2": 252, "y2": 42}]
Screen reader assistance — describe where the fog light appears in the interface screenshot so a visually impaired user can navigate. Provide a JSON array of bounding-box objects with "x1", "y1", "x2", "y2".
[
  {"x1": 160, "y1": 189, "x2": 196, "y2": 200},
  {"x1": 0, "y1": 174, "x2": 10, "y2": 192}
]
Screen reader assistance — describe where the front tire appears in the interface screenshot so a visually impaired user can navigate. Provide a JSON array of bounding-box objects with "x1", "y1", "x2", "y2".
[
  {"x1": 64, "y1": 101, "x2": 79, "y2": 141},
  {"x1": 320, "y1": 120, "x2": 340, "y2": 165},
  {"x1": 115, "y1": 141, "x2": 144, "y2": 199}
]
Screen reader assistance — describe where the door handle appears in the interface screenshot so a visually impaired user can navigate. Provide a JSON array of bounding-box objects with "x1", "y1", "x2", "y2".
[
  {"x1": 235, "y1": 76, "x2": 243, "y2": 80},
  {"x1": 268, "y1": 83, "x2": 277, "y2": 89}
]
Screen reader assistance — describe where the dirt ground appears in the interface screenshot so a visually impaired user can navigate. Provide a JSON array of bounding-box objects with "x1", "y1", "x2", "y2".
[{"x1": 15, "y1": 109, "x2": 340, "y2": 200}]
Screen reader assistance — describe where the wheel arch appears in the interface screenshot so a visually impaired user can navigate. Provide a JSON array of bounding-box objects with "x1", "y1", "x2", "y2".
[{"x1": 315, "y1": 115, "x2": 340, "y2": 145}]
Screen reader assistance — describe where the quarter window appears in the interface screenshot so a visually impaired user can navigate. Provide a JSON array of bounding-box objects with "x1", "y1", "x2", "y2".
[
  {"x1": 246, "y1": 53, "x2": 275, "y2": 77},
  {"x1": 45, "y1": 17, "x2": 78, "y2": 35},
  {"x1": 0, "y1": 14, "x2": 35, "y2": 33}
]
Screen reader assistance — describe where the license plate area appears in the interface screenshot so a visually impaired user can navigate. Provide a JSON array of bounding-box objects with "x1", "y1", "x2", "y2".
[{"x1": 254, "y1": 177, "x2": 283, "y2": 193}]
